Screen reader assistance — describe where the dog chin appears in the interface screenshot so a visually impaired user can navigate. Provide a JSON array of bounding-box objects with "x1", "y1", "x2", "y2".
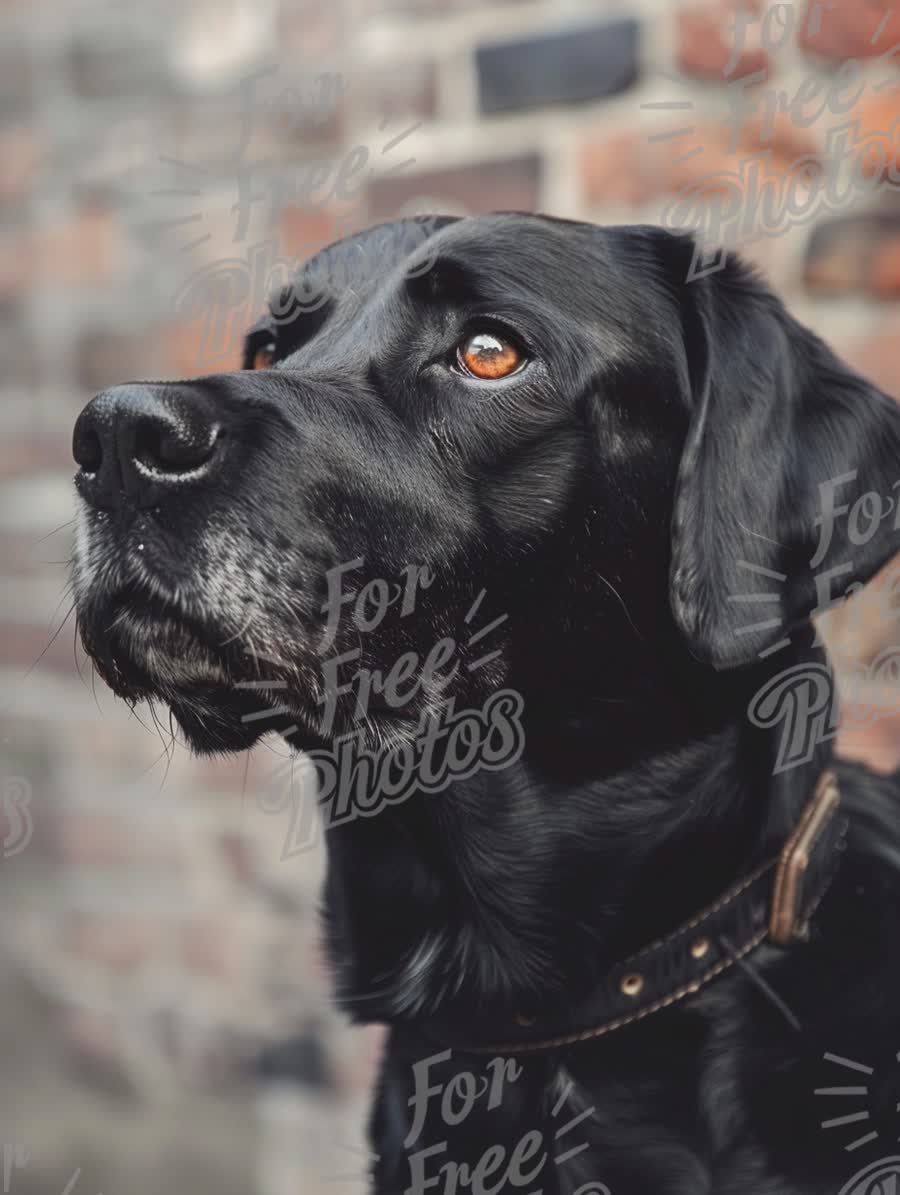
[
  {"x1": 75, "y1": 587, "x2": 434, "y2": 757},
  {"x1": 167, "y1": 688, "x2": 285, "y2": 754},
  {"x1": 75, "y1": 593, "x2": 318, "y2": 754}
]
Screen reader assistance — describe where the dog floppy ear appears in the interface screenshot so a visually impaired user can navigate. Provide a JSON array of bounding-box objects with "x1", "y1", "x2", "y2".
[{"x1": 670, "y1": 250, "x2": 900, "y2": 670}]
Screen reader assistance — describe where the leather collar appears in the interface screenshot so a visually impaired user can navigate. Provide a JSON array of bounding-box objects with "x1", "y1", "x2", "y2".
[{"x1": 428, "y1": 770, "x2": 846, "y2": 1056}]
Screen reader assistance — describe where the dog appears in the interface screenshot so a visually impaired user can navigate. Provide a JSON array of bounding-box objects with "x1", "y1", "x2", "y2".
[{"x1": 72, "y1": 214, "x2": 900, "y2": 1194}]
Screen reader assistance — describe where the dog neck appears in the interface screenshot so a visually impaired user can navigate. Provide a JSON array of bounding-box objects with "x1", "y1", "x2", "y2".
[{"x1": 321, "y1": 636, "x2": 834, "y2": 1028}]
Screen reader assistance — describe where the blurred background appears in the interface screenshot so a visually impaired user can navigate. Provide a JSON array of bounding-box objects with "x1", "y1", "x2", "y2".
[{"x1": 1, "y1": 0, "x2": 898, "y2": 1191}]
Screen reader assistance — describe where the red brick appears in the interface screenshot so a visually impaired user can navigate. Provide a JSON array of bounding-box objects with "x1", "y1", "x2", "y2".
[
  {"x1": 52, "y1": 811, "x2": 180, "y2": 868},
  {"x1": 803, "y1": 213, "x2": 900, "y2": 297},
  {"x1": 798, "y1": 0, "x2": 900, "y2": 62},
  {"x1": 365, "y1": 0, "x2": 473, "y2": 13},
  {"x1": 277, "y1": 0, "x2": 343, "y2": 62},
  {"x1": 263, "y1": 80, "x2": 343, "y2": 150},
  {"x1": 334, "y1": 1024, "x2": 386, "y2": 1094},
  {"x1": 192, "y1": 753, "x2": 256, "y2": 795},
  {"x1": 838, "y1": 702, "x2": 900, "y2": 772},
  {"x1": 218, "y1": 831, "x2": 257, "y2": 884},
  {"x1": 0, "y1": 126, "x2": 46, "y2": 203},
  {"x1": 0, "y1": 311, "x2": 39, "y2": 388},
  {"x1": 842, "y1": 317, "x2": 900, "y2": 398},
  {"x1": 279, "y1": 207, "x2": 338, "y2": 260},
  {"x1": 65, "y1": 916, "x2": 165, "y2": 971},
  {"x1": 163, "y1": 218, "x2": 337, "y2": 378},
  {"x1": 180, "y1": 921, "x2": 237, "y2": 977},
  {"x1": 0, "y1": 619, "x2": 77, "y2": 677},
  {"x1": 164, "y1": 212, "x2": 343, "y2": 378},
  {"x1": 76, "y1": 330, "x2": 153, "y2": 394},
  {"x1": 824, "y1": 557, "x2": 900, "y2": 665},
  {"x1": 0, "y1": 529, "x2": 69, "y2": 573},
  {"x1": 676, "y1": 0, "x2": 769, "y2": 82},
  {"x1": 368, "y1": 155, "x2": 542, "y2": 221},
  {"x1": 846, "y1": 89, "x2": 900, "y2": 181},
  {"x1": 580, "y1": 129, "x2": 647, "y2": 206},
  {"x1": 42, "y1": 204, "x2": 124, "y2": 287},
  {"x1": 68, "y1": 35, "x2": 161, "y2": 100},
  {"x1": 0, "y1": 236, "x2": 32, "y2": 298},
  {"x1": 0, "y1": 47, "x2": 32, "y2": 114},
  {"x1": 1, "y1": 205, "x2": 125, "y2": 296},
  {"x1": 0, "y1": 434, "x2": 73, "y2": 479},
  {"x1": 364, "y1": 61, "x2": 438, "y2": 124},
  {"x1": 58, "y1": 718, "x2": 174, "y2": 775},
  {"x1": 870, "y1": 236, "x2": 900, "y2": 296},
  {"x1": 57, "y1": 1005, "x2": 128, "y2": 1080},
  {"x1": 581, "y1": 112, "x2": 818, "y2": 207},
  {"x1": 311, "y1": 934, "x2": 334, "y2": 988},
  {"x1": 172, "y1": 94, "x2": 341, "y2": 171},
  {"x1": 161, "y1": 317, "x2": 247, "y2": 378}
]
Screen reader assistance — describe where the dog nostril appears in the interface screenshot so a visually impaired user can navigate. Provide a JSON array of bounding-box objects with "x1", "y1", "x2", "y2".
[
  {"x1": 73, "y1": 384, "x2": 228, "y2": 508},
  {"x1": 134, "y1": 420, "x2": 223, "y2": 475},
  {"x1": 73, "y1": 425, "x2": 103, "y2": 474}
]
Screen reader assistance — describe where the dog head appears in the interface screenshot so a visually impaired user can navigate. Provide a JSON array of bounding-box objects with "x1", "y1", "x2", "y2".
[{"x1": 71, "y1": 214, "x2": 900, "y2": 757}]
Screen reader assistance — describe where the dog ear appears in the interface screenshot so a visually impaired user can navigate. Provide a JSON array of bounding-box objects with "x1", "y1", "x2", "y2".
[{"x1": 670, "y1": 250, "x2": 900, "y2": 670}]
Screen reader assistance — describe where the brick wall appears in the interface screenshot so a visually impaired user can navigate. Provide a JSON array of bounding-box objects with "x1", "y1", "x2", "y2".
[{"x1": 1, "y1": 1, "x2": 898, "y2": 1191}]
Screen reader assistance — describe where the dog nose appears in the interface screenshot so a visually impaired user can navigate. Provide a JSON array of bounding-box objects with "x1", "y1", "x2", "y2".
[{"x1": 73, "y1": 383, "x2": 226, "y2": 509}]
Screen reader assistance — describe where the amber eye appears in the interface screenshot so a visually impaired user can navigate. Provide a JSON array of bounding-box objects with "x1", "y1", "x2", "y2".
[
  {"x1": 456, "y1": 331, "x2": 524, "y2": 380},
  {"x1": 252, "y1": 343, "x2": 276, "y2": 370}
]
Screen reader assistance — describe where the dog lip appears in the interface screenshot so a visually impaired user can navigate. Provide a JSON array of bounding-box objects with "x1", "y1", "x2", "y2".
[
  {"x1": 85, "y1": 585, "x2": 310, "y2": 698},
  {"x1": 79, "y1": 582, "x2": 234, "y2": 689},
  {"x1": 106, "y1": 583, "x2": 219, "y2": 647}
]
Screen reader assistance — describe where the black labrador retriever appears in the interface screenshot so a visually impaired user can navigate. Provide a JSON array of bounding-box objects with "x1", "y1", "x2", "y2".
[{"x1": 71, "y1": 214, "x2": 900, "y2": 1194}]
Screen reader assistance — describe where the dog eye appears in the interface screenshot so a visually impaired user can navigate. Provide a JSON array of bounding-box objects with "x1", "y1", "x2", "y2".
[
  {"x1": 455, "y1": 332, "x2": 524, "y2": 380},
  {"x1": 252, "y1": 343, "x2": 276, "y2": 370}
]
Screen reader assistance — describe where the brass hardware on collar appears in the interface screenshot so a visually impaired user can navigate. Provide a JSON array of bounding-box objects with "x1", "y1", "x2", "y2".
[
  {"x1": 690, "y1": 937, "x2": 711, "y2": 960},
  {"x1": 621, "y1": 973, "x2": 644, "y2": 998},
  {"x1": 433, "y1": 770, "x2": 845, "y2": 1056},
  {"x1": 769, "y1": 770, "x2": 841, "y2": 946}
]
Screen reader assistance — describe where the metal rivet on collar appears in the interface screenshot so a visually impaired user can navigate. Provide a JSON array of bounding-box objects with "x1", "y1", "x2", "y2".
[
  {"x1": 620, "y1": 972, "x2": 644, "y2": 998},
  {"x1": 443, "y1": 771, "x2": 842, "y2": 1057},
  {"x1": 690, "y1": 937, "x2": 711, "y2": 960}
]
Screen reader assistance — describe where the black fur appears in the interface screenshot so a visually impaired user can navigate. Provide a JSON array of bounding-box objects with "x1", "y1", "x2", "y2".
[{"x1": 72, "y1": 215, "x2": 900, "y2": 1193}]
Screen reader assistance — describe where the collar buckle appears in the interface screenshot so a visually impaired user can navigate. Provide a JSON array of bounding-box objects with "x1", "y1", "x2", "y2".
[{"x1": 768, "y1": 769, "x2": 841, "y2": 946}]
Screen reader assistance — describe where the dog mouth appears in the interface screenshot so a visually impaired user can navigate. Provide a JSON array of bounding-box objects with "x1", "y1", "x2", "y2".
[
  {"x1": 75, "y1": 576, "x2": 466, "y2": 756},
  {"x1": 81, "y1": 584, "x2": 226, "y2": 687},
  {"x1": 76, "y1": 583, "x2": 322, "y2": 751},
  {"x1": 73, "y1": 532, "x2": 489, "y2": 757}
]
